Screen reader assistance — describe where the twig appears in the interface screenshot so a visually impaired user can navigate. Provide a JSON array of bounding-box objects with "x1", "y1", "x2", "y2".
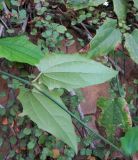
[
  {"x1": 70, "y1": 90, "x2": 85, "y2": 120},
  {"x1": 35, "y1": 2, "x2": 41, "y2": 10},
  {"x1": 71, "y1": 25, "x2": 84, "y2": 35},
  {"x1": 84, "y1": 113, "x2": 95, "y2": 116},
  {"x1": 104, "y1": 56, "x2": 124, "y2": 74},
  {"x1": 0, "y1": 24, "x2": 4, "y2": 37},
  {"x1": 113, "y1": 52, "x2": 123, "y2": 97},
  {"x1": 21, "y1": 17, "x2": 29, "y2": 33},
  {"x1": 0, "y1": 17, "x2": 9, "y2": 29},
  {"x1": 70, "y1": 90, "x2": 87, "y2": 136},
  {"x1": 73, "y1": 121, "x2": 83, "y2": 138},
  {"x1": 80, "y1": 22, "x2": 93, "y2": 40}
]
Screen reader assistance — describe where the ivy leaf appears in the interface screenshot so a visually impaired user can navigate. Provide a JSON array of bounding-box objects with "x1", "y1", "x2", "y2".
[
  {"x1": 113, "y1": 0, "x2": 128, "y2": 21},
  {"x1": 0, "y1": 36, "x2": 43, "y2": 65},
  {"x1": 121, "y1": 127, "x2": 138, "y2": 155},
  {"x1": 125, "y1": 29, "x2": 138, "y2": 64},
  {"x1": 87, "y1": 18, "x2": 122, "y2": 58},
  {"x1": 56, "y1": 25, "x2": 67, "y2": 34},
  {"x1": 133, "y1": 0, "x2": 138, "y2": 9},
  {"x1": 37, "y1": 53, "x2": 118, "y2": 90},
  {"x1": 97, "y1": 97, "x2": 132, "y2": 144},
  {"x1": 18, "y1": 86, "x2": 77, "y2": 153}
]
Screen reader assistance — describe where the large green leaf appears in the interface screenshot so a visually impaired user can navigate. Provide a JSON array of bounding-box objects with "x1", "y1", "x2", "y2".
[
  {"x1": 18, "y1": 86, "x2": 77, "y2": 153},
  {"x1": 125, "y1": 29, "x2": 138, "y2": 64},
  {"x1": 37, "y1": 53, "x2": 118, "y2": 90},
  {"x1": 0, "y1": 0, "x2": 10, "y2": 11},
  {"x1": 121, "y1": 127, "x2": 138, "y2": 155},
  {"x1": 97, "y1": 97, "x2": 132, "y2": 144},
  {"x1": 87, "y1": 18, "x2": 122, "y2": 58},
  {"x1": 92, "y1": 0, "x2": 107, "y2": 6},
  {"x1": 113, "y1": 0, "x2": 128, "y2": 21},
  {"x1": 0, "y1": 36, "x2": 43, "y2": 65},
  {"x1": 133, "y1": 0, "x2": 138, "y2": 9},
  {"x1": 67, "y1": 0, "x2": 106, "y2": 10}
]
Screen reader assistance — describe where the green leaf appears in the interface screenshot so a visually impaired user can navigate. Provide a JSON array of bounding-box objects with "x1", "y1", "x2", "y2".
[
  {"x1": 0, "y1": 137, "x2": 3, "y2": 146},
  {"x1": 0, "y1": 36, "x2": 43, "y2": 65},
  {"x1": 125, "y1": 29, "x2": 138, "y2": 64},
  {"x1": 18, "y1": 86, "x2": 77, "y2": 153},
  {"x1": 133, "y1": 0, "x2": 138, "y2": 9},
  {"x1": 0, "y1": 0, "x2": 11, "y2": 10},
  {"x1": 27, "y1": 140, "x2": 36, "y2": 150},
  {"x1": 97, "y1": 97, "x2": 132, "y2": 143},
  {"x1": 113, "y1": 0, "x2": 128, "y2": 21},
  {"x1": 23, "y1": 128, "x2": 31, "y2": 135},
  {"x1": 37, "y1": 53, "x2": 118, "y2": 90},
  {"x1": 56, "y1": 25, "x2": 67, "y2": 34},
  {"x1": 87, "y1": 18, "x2": 122, "y2": 58},
  {"x1": 67, "y1": 0, "x2": 107, "y2": 10},
  {"x1": 8, "y1": 151, "x2": 15, "y2": 158},
  {"x1": 10, "y1": 136, "x2": 17, "y2": 145},
  {"x1": 38, "y1": 135, "x2": 46, "y2": 145},
  {"x1": 92, "y1": 0, "x2": 107, "y2": 6},
  {"x1": 121, "y1": 127, "x2": 138, "y2": 155}
]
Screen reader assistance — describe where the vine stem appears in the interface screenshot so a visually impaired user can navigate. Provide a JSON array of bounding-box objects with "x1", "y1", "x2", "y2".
[
  {"x1": 0, "y1": 70, "x2": 124, "y2": 155},
  {"x1": 0, "y1": 70, "x2": 31, "y2": 85}
]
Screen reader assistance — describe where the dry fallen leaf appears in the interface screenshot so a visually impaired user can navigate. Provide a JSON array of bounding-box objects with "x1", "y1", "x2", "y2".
[
  {"x1": 133, "y1": 153, "x2": 138, "y2": 160},
  {"x1": 87, "y1": 156, "x2": 96, "y2": 160},
  {"x1": 2, "y1": 117, "x2": 8, "y2": 125},
  {"x1": 52, "y1": 148, "x2": 60, "y2": 159}
]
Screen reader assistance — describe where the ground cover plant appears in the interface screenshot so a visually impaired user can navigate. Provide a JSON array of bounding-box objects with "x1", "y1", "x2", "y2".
[{"x1": 0, "y1": 0, "x2": 138, "y2": 159}]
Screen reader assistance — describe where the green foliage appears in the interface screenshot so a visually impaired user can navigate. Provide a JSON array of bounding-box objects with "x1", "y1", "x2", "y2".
[
  {"x1": 67, "y1": 0, "x2": 90, "y2": 10},
  {"x1": 0, "y1": 34, "x2": 118, "y2": 153},
  {"x1": 121, "y1": 127, "x2": 138, "y2": 155},
  {"x1": 37, "y1": 53, "x2": 117, "y2": 90},
  {"x1": 56, "y1": 25, "x2": 67, "y2": 34},
  {"x1": 0, "y1": 36, "x2": 43, "y2": 65},
  {"x1": 87, "y1": 18, "x2": 122, "y2": 58},
  {"x1": 0, "y1": 0, "x2": 11, "y2": 10},
  {"x1": 67, "y1": 0, "x2": 107, "y2": 10},
  {"x1": 0, "y1": 137, "x2": 3, "y2": 146},
  {"x1": 11, "y1": 8, "x2": 27, "y2": 24},
  {"x1": 91, "y1": 0, "x2": 107, "y2": 6},
  {"x1": 18, "y1": 86, "x2": 77, "y2": 153},
  {"x1": 125, "y1": 29, "x2": 138, "y2": 64},
  {"x1": 113, "y1": 0, "x2": 128, "y2": 22},
  {"x1": 97, "y1": 97, "x2": 132, "y2": 143},
  {"x1": 23, "y1": 128, "x2": 31, "y2": 135},
  {"x1": 0, "y1": 0, "x2": 138, "y2": 158},
  {"x1": 0, "y1": 102, "x2": 75, "y2": 159},
  {"x1": 32, "y1": 4, "x2": 70, "y2": 51},
  {"x1": 133, "y1": 0, "x2": 138, "y2": 9}
]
